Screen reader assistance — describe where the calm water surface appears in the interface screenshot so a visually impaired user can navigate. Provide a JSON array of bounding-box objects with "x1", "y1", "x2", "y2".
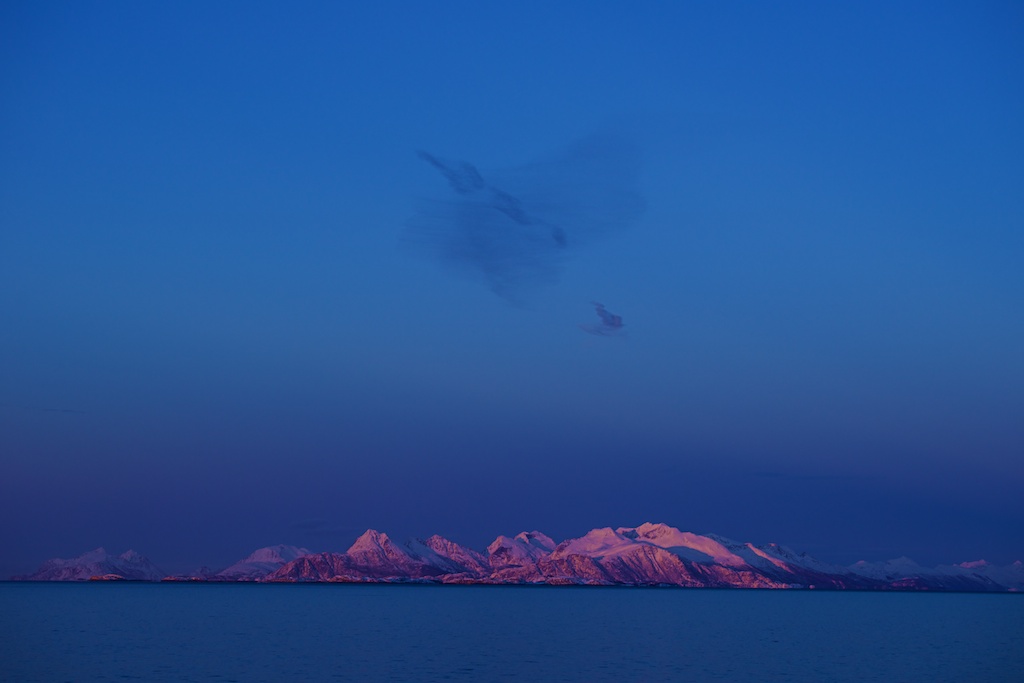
[{"x1": 1, "y1": 583, "x2": 1021, "y2": 682}]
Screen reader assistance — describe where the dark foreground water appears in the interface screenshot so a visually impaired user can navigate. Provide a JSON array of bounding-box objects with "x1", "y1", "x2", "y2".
[{"x1": 1, "y1": 583, "x2": 1021, "y2": 682}]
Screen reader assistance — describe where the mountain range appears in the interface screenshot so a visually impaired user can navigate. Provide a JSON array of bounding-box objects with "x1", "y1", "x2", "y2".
[{"x1": 13, "y1": 522, "x2": 1023, "y2": 591}]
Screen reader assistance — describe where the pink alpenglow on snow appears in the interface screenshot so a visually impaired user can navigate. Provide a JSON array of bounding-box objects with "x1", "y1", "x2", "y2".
[{"x1": 14, "y1": 523, "x2": 1024, "y2": 591}]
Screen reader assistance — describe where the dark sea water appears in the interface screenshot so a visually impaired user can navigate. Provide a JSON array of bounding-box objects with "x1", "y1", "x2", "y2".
[{"x1": 1, "y1": 583, "x2": 1021, "y2": 682}]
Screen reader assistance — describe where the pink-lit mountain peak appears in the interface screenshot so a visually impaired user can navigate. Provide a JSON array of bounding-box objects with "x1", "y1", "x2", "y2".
[
  {"x1": 746, "y1": 543, "x2": 793, "y2": 571},
  {"x1": 403, "y1": 538, "x2": 466, "y2": 568},
  {"x1": 486, "y1": 535, "x2": 516, "y2": 555},
  {"x1": 487, "y1": 531, "x2": 559, "y2": 577},
  {"x1": 422, "y1": 534, "x2": 469, "y2": 555},
  {"x1": 615, "y1": 522, "x2": 749, "y2": 567},
  {"x1": 421, "y1": 535, "x2": 489, "y2": 573},
  {"x1": 347, "y1": 529, "x2": 394, "y2": 554},
  {"x1": 513, "y1": 531, "x2": 556, "y2": 552},
  {"x1": 341, "y1": 530, "x2": 483, "y2": 577},
  {"x1": 487, "y1": 532, "x2": 555, "y2": 559},
  {"x1": 346, "y1": 530, "x2": 433, "y2": 571},
  {"x1": 551, "y1": 527, "x2": 633, "y2": 559},
  {"x1": 242, "y1": 545, "x2": 310, "y2": 564},
  {"x1": 957, "y1": 559, "x2": 990, "y2": 569}
]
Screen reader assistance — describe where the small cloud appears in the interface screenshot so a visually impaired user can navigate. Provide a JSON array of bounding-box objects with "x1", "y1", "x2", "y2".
[
  {"x1": 580, "y1": 302, "x2": 625, "y2": 337},
  {"x1": 406, "y1": 135, "x2": 643, "y2": 300},
  {"x1": 415, "y1": 151, "x2": 486, "y2": 195}
]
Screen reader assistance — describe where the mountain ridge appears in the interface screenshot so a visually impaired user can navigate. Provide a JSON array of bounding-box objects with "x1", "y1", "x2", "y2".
[{"x1": 13, "y1": 522, "x2": 1023, "y2": 592}]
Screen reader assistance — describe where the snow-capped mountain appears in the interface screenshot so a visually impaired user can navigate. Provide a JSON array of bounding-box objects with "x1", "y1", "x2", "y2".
[
  {"x1": 488, "y1": 531, "x2": 557, "y2": 567},
  {"x1": 215, "y1": 545, "x2": 311, "y2": 580},
  {"x1": 266, "y1": 523, "x2": 1018, "y2": 590},
  {"x1": 14, "y1": 548, "x2": 165, "y2": 581},
  {"x1": 538, "y1": 525, "x2": 787, "y2": 587},
  {"x1": 847, "y1": 556, "x2": 1007, "y2": 591},
  {"x1": 15, "y1": 524, "x2": 1021, "y2": 591},
  {"x1": 268, "y1": 530, "x2": 488, "y2": 582},
  {"x1": 944, "y1": 560, "x2": 1024, "y2": 591},
  {"x1": 420, "y1": 534, "x2": 491, "y2": 577},
  {"x1": 486, "y1": 531, "x2": 556, "y2": 582}
]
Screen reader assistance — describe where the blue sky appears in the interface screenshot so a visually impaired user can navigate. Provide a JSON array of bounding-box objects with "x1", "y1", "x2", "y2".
[{"x1": 2, "y1": 1, "x2": 1022, "y2": 575}]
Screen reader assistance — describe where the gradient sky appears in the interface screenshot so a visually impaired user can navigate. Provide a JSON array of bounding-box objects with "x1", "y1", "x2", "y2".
[{"x1": 2, "y1": 1, "x2": 1022, "y2": 577}]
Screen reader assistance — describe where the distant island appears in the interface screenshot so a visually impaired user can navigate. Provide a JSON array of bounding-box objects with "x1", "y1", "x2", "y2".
[{"x1": 14, "y1": 522, "x2": 1023, "y2": 591}]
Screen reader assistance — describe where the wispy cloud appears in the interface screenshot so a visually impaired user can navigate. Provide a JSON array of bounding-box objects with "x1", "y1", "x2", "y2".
[
  {"x1": 580, "y1": 301, "x2": 625, "y2": 336},
  {"x1": 407, "y1": 135, "x2": 644, "y2": 300}
]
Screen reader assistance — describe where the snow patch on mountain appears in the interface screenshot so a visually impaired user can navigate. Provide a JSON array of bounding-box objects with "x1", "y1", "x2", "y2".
[
  {"x1": 420, "y1": 535, "x2": 490, "y2": 575},
  {"x1": 552, "y1": 527, "x2": 634, "y2": 559},
  {"x1": 488, "y1": 530, "x2": 557, "y2": 570},
  {"x1": 619, "y1": 523, "x2": 749, "y2": 567}
]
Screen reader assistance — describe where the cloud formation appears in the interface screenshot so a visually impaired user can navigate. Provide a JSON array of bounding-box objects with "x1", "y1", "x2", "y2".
[
  {"x1": 407, "y1": 136, "x2": 644, "y2": 299},
  {"x1": 580, "y1": 301, "x2": 624, "y2": 336}
]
